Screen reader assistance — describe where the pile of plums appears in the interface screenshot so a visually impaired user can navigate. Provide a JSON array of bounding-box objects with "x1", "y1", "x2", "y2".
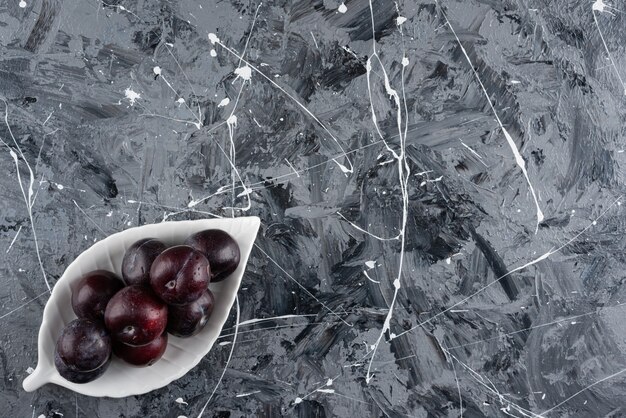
[{"x1": 54, "y1": 229, "x2": 240, "y2": 383}]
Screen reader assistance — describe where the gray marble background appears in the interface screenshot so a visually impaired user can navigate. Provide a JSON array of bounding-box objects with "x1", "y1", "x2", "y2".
[{"x1": 1, "y1": 0, "x2": 625, "y2": 417}]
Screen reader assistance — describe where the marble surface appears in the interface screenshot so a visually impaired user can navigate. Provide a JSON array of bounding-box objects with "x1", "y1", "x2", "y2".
[{"x1": 1, "y1": 0, "x2": 626, "y2": 417}]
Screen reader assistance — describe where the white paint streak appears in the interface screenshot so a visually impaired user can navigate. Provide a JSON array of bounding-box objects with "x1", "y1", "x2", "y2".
[
  {"x1": 284, "y1": 158, "x2": 300, "y2": 177},
  {"x1": 6, "y1": 225, "x2": 22, "y2": 253},
  {"x1": 0, "y1": 290, "x2": 50, "y2": 320},
  {"x1": 363, "y1": 0, "x2": 411, "y2": 385},
  {"x1": 310, "y1": 31, "x2": 319, "y2": 49},
  {"x1": 255, "y1": 244, "x2": 352, "y2": 326},
  {"x1": 235, "y1": 390, "x2": 261, "y2": 398},
  {"x1": 363, "y1": 270, "x2": 381, "y2": 284},
  {"x1": 460, "y1": 139, "x2": 485, "y2": 160},
  {"x1": 42, "y1": 111, "x2": 53, "y2": 125},
  {"x1": 438, "y1": 3, "x2": 544, "y2": 232},
  {"x1": 207, "y1": 38, "x2": 354, "y2": 174},
  {"x1": 1, "y1": 101, "x2": 50, "y2": 291},
  {"x1": 592, "y1": 7, "x2": 626, "y2": 95},
  {"x1": 238, "y1": 314, "x2": 314, "y2": 326},
  {"x1": 394, "y1": 196, "x2": 622, "y2": 339},
  {"x1": 197, "y1": 296, "x2": 240, "y2": 418},
  {"x1": 445, "y1": 349, "x2": 542, "y2": 417},
  {"x1": 337, "y1": 212, "x2": 400, "y2": 241},
  {"x1": 541, "y1": 368, "x2": 626, "y2": 415},
  {"x1": 316, "y1": 388, "x2": 336, "y2": 394},
  {"x1": 420, "y1": 175, "x2": 443, "y2": 187}
]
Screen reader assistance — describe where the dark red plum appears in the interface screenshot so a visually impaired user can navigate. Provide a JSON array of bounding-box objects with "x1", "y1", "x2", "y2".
[
  {"x1": 149, "y1": 245, "x2": 210, "y2": 305},
  {"x1": 121, "y1": 238, "x2": 166, "y2": 286},
  {"x1": 113, "y1": 333, "x2": 168, "y2": 366},
  {"x1": 167, "y1": 289, "x2": 215, "y2": 338},
  {"x1": 104, "y1": 285, "x2": 168, "y2": 346},
  {"x1": 71, "y1": 270, "x2": 124, "y2": 321},
  {"x1": 55, "y1": 351, "x2": 110, "y2": 384},
  {"x1": 55, "y1": 319, "x2": 111, "y2": 372},
  {"x1": 185, "y1": 229, "x2": 240, "y2": 282}
]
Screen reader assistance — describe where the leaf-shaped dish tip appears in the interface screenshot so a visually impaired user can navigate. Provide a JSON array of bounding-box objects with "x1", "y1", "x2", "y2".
[{"x1": 23, "y1": 216, "x2": 261, "y2": 397}]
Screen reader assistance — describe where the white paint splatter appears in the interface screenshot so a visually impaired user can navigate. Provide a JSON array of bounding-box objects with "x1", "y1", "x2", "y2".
[
  {"x1": 338, "y1": 2, "x2": 347, "y2": 13},
  {"x1": 592, "y1": 0, "x2": 607, "y2": 12},
  {"x1": 210, "y1": 49, "x2": 217, "y2": 57},
  {"x1": 19, "y1": 0, "x2": 27, "y2": 8},
  {"x1": 294, "y1": 397, "x2": 303, "y2": 404},
  {"x1": 218, "y1": 97, "x2": 230, "y2": 107},
  {"x1": 401, "y1": 57, "x2": 409, "y2": 67},
  {"x1": 236, "y1": 186, "x2": 253, "y2": 198},
  {"x1": 153, "y1": 66, "x2": 162, "y2": 76},
  {"x1": 176, "y1": 98, "x2": 185, "y2": 104},
  {"x1": 124, "y1": 88, "x2": 140, "y2": 106},
  {"x1": 208, "y1": 33, "x2": 220, "y2": 45},
  {"x1": 56, "y1": 184, "x2": 64, "y2": 190},
  {"x1": 365, "y1": 260, "x2": 376, "y2": 269},
  {"x1": 326, "y1": 378, "x2": 333, "y2": 386},
  {"x1": 396, "y1": 16, "x2": 407, "y2": 25},
  {"x1": 234, "y1": 65, "x2": 252, "y2": 81},
  {"x1": 26, "y1": 367, "x2": 34, "y2": 374},
  {"x1": 175, "y1": 397, "x2": 188, "y2": 405}
]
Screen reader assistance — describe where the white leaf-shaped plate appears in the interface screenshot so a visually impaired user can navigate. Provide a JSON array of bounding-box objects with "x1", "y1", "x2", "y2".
[{"x1": 22, "y1": 216, "x2": 260, "y2": 397}]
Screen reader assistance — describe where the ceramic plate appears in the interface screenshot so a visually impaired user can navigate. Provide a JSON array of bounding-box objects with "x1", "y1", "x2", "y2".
[{"x1": 22, "y1": 216, "x2": 260, "y2": 397}]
